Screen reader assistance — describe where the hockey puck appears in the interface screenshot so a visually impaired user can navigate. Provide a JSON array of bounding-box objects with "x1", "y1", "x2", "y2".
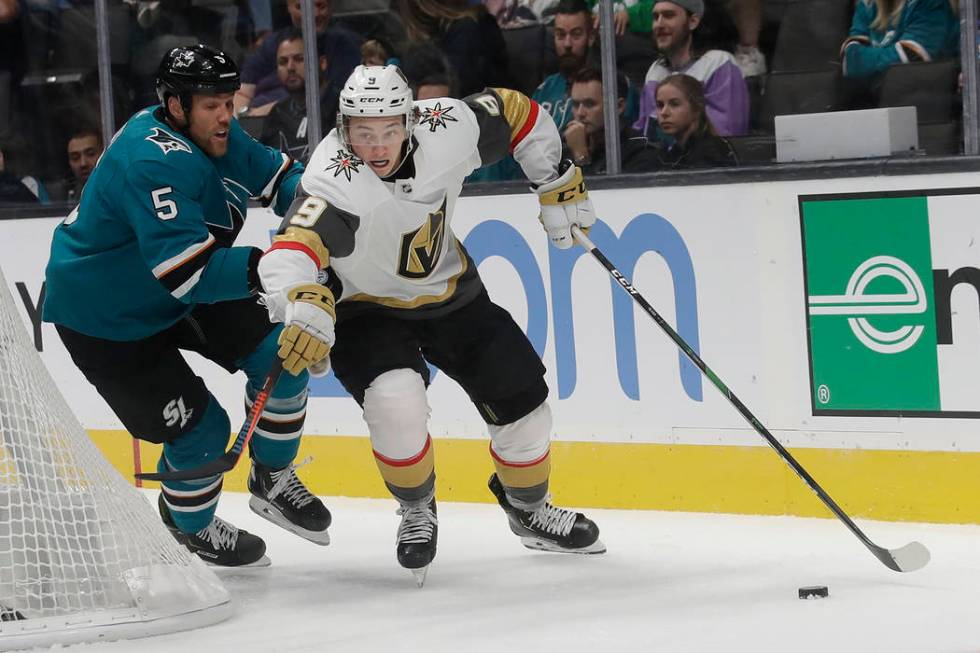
[{"x1": 798, "y1": 586, "x2": 829, "y2": 599}]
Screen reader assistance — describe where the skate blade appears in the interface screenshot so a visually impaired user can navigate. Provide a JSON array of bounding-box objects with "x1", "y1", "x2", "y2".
[
  {"x1": 205, "y1": 553, "x2": 272, "y2": 568},
  {"x1": 520, "y1": 537, "x2": 607, "y2": 555},
  {"x1": 249, "y1": 496, "x2": 330, "y2": 546},
  {"x1": 410, "y1": 566, "x2": 429, "y2": 588}
]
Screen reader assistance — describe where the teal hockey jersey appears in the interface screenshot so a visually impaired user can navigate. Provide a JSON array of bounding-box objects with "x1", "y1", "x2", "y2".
[
  {"x1": 43, "y1": 107, "x2": 302, "y2": 341},
  {"x1": 842, "y1": 0, "x2": 959, "y2": 79}
]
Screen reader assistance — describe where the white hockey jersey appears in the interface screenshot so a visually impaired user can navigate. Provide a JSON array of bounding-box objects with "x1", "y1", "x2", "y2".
[{"x1": 264, "y1": 89, "x2": 562, "y2": 320}]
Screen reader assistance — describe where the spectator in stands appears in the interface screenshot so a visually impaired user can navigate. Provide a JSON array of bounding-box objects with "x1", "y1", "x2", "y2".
[
  {"x1": 563, "y1": 67, "x2": 658, "y2": 174},
  {"x1": 0, "y1": 132, "x2": 49, "y2": 201},
  {"x1": 0, "y1": 0, "x2": 22, "y2": 148},
  {"x1": 589, "y1": 0, "x2": 633, "y2": 35},
  {"x1": 633, "y1": 0, "x2": 749, "y2": 138},
  {"x1": 649, "y1": 74, "x2": 737, "y2": 168},
  {"x1": 259, "y1": 29, "x2": 339, "y2": 163},
  {"x1": 589, "y1": 0, "x2": 764, "y2": 77},
  {"x1": 0, "y1": 0, "x2": 17, "y2": 23},
  {"x1": 248, "y1": 0, "x2": 274, "y2": 45},
  {"x1": 0, "y1": 143, "x2": 40, "y2": 205},
  {"x1": 841, "y1": 0, "x2": 959, "y2": 81},
  {"x1": 483, "y1": 0, "x2": 540, "y2": 28},
  {"x1": 361, "y1": 38, "x2": 395, "y2": 67},
  {"x1": 396, "y1": 0, "x2": 512, "y2": 97},
  {"x1": 724, "y1": 0, "x2": 765, "y2": 77},
  {"x1": 64, "y1": 127, "x2": 104, "y2": 202},
  {"x1": 235, "y1": 0, "x2": 360, "y2": 114},
  {"x1": 0, "y1": 0, "x2": 21, "y2": 79},
  {"x1": 1, "y1": 0, "x2": 28, "y2": 138},
  {"x1": 400, "y1": 42, "x2": 459, "y2": 100},
  {"x1": 535, "y1": 0, "x2": 598, "y2": 133},
  {"x1": 469, "y1": 0, "x2": 630, "y2": 182}
]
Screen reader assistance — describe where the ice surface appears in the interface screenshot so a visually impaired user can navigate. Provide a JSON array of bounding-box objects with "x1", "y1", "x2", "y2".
[{"x1": 56, "y1": 491, "x2": 980, "y2": 653}]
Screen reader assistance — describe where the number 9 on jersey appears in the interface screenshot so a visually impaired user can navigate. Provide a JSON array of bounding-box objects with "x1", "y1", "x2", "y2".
[{"x1": 289, "y1": 197, "x2": 329, "y2": 228}]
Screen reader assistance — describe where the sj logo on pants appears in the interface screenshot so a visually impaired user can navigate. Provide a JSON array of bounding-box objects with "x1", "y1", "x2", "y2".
[{"x1": 163, "y1": 396, "x2": 194, "y2": 429}]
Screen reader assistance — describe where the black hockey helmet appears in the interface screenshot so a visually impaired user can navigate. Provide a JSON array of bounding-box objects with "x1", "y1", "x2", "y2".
[{"x1": 156, "y1": 45, "x2": 240, "y2": 118}]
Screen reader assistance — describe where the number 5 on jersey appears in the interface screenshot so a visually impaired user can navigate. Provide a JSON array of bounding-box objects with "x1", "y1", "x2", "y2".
[{"x1": 151, "y1": 187, "x2": 179, "y2": 220}]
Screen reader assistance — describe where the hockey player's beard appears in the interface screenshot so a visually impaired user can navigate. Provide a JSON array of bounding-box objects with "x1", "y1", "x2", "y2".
[{"x1": 558, "y1": 53, "x2": 586, "y2": 78}]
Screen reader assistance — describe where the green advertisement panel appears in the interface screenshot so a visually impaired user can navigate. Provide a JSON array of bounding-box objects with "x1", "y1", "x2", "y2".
[{"x1": 800, "y1": 195, "x2": 940, "y2": 414}]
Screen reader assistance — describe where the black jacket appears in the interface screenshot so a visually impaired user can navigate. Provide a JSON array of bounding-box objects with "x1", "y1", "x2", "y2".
[
  {"x1": 652, "y1": 130, "x2": 739, "y2": 170},
  {"x1": 564, "y1": 127, "x2": 661, "y2": 176},
  {"x1": 260, "y1": 88, "x2": 340, "y2": 164},
  {"x1": 0, "y1": 172, "x2": 39, "y2": 204},
  {"x1": 439, "y1": 10, "x2": 512, "y2": 96}
]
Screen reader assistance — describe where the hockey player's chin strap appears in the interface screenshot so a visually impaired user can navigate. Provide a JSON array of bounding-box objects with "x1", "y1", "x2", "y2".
[
  {"x1": 381, "y1": 136, "x2": 418, "y2": 181},
  {"x1": 157, "y1": 105, "x2": 196, "y2": 144}
]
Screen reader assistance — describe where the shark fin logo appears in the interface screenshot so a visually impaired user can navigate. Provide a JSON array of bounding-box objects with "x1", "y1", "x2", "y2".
[{"x1": 146, "y1": 128, "x2": 193, "y2": 155}]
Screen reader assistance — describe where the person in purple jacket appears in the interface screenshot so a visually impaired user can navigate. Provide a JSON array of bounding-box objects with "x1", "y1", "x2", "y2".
[{"x1": 633, "y1": 0, "x2": 749, "y2": 138}]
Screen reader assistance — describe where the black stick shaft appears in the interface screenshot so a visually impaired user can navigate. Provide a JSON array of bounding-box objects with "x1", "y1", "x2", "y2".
[{"x1": 570, "y1": 226, "x2": 902, "y2": 569}]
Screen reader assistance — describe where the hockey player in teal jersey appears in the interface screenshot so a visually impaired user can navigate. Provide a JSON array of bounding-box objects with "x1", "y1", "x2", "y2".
[{"x1": 43, "y1": 45, "x2": 331, "y2": 566}]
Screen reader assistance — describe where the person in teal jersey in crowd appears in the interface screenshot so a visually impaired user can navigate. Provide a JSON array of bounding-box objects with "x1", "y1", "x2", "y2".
[
  {"x1": 43, "y1": 45, "x2": 331, "y2": 568},
  {"x1": 842, "y1": 0, "x2": 959, "y2": 81},
  {"x1": 467, "y1": 0, "x2": 637, "y2": 183},
  {"x1": 469, "y1": 0, "x2": 598, "y2": 183}
]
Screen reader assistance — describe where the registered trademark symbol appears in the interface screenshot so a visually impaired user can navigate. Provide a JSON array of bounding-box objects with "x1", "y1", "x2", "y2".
[{"x1": 817, "y1": 385, "x2": 831, "y2": 404}]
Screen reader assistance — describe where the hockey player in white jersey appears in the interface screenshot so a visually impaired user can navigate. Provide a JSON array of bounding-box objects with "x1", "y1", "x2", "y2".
[{"x1": 258, "y1": 65, "x2": 605, "y2": 584}]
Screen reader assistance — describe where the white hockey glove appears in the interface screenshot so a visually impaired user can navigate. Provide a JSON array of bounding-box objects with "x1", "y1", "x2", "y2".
[
  {"x1": 278, "y1": 284, "x2": 336, "y2": 376},
  {"x1": 533, "y1": 161, "x2": 595, "y2": 250}
]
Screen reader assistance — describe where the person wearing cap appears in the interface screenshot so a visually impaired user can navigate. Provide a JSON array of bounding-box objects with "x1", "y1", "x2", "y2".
[
  {"x1": 596, "y1": 0, "x2": 766, "y2": 78},
  {"x1": 42, "y1": 45, "x2": 331, "y2": 569},
  {"x1": 633, "y1": 0, "x2": 749, "y2": 140}
]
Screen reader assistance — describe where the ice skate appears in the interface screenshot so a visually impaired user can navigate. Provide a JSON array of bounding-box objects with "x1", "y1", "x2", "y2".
[
  {"x1": 159, "y1": 494, "x2": 271, "y2": 567},
  {"x1": 395, "y1": 497, "x2": 438, "y2": 587},
  {"x1": 248, "y1": 457, "x2": 331, "y2": 545},
  {"x1": 488, "y1": 474, "x2": 605, "y2": 554}
]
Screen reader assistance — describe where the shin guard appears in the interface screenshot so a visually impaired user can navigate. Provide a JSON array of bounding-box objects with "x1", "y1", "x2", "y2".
[
  {"x1": 363, "y1": 369, "x2": 434, "y2": 504},
  {"x1": 489, "y1": 402, "x2": 552, "y2": 509}
]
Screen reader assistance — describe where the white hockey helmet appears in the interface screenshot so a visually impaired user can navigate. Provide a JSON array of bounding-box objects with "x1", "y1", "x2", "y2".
[{"x1": 337, "y1": 64, "x2": 417, "y2": 149}]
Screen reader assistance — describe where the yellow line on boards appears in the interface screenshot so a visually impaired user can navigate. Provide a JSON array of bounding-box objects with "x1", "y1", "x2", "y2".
[{"x1": 85, "y1": 430, "x2": 980, "y2": 525}]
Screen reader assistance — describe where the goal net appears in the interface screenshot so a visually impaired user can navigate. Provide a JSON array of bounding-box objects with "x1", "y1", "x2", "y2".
[{"x1": 0, "y1": 269, "x2": 232, "y2": 649}]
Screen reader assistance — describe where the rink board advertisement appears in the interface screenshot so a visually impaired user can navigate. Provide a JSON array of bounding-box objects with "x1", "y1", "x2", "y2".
[
  {"x1": 3, "y1": 171, "x2": 980, "y2": 523},
  {"x1": 800, "y1": 190, "x2": 980, "y2": 417}
]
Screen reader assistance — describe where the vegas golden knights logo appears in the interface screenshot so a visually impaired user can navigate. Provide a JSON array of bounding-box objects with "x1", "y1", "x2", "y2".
[{"x1": 398, "y1": 196, "x2": 447, "y2": 279}]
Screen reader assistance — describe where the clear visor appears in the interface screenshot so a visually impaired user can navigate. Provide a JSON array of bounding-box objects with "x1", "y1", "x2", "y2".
[{"x1": 345, "y1": 120, "x2": 409, "y2": 148}]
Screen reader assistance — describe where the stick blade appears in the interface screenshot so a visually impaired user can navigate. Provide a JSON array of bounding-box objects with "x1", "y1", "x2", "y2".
[
  {"x1": 889, "y1": 541, "x2": 931, "y2": 572},
  {"x1": 874, "y1": 541, "x2": 930, "y2": 573},
  {"x1": 135, "y1": 454, "x2": 234, "y2": 482}
]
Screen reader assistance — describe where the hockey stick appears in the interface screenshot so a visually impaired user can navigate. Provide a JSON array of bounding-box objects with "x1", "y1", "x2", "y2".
[
  {"x1": 136, "y1": 359, "x2": 284, "y2": 482},
  {"x1": 571, "y1": 225, "x2": 930, "y2": 573}
]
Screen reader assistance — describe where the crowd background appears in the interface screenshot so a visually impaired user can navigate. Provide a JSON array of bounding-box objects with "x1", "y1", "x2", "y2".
[{"x1": 0, "y1": 0, "x2": 972, "y2": 206}]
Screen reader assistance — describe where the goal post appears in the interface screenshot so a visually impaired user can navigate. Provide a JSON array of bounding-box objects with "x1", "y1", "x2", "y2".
[{"x1": 0, "y1": 269, "x2": 233, "y2": 649}]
